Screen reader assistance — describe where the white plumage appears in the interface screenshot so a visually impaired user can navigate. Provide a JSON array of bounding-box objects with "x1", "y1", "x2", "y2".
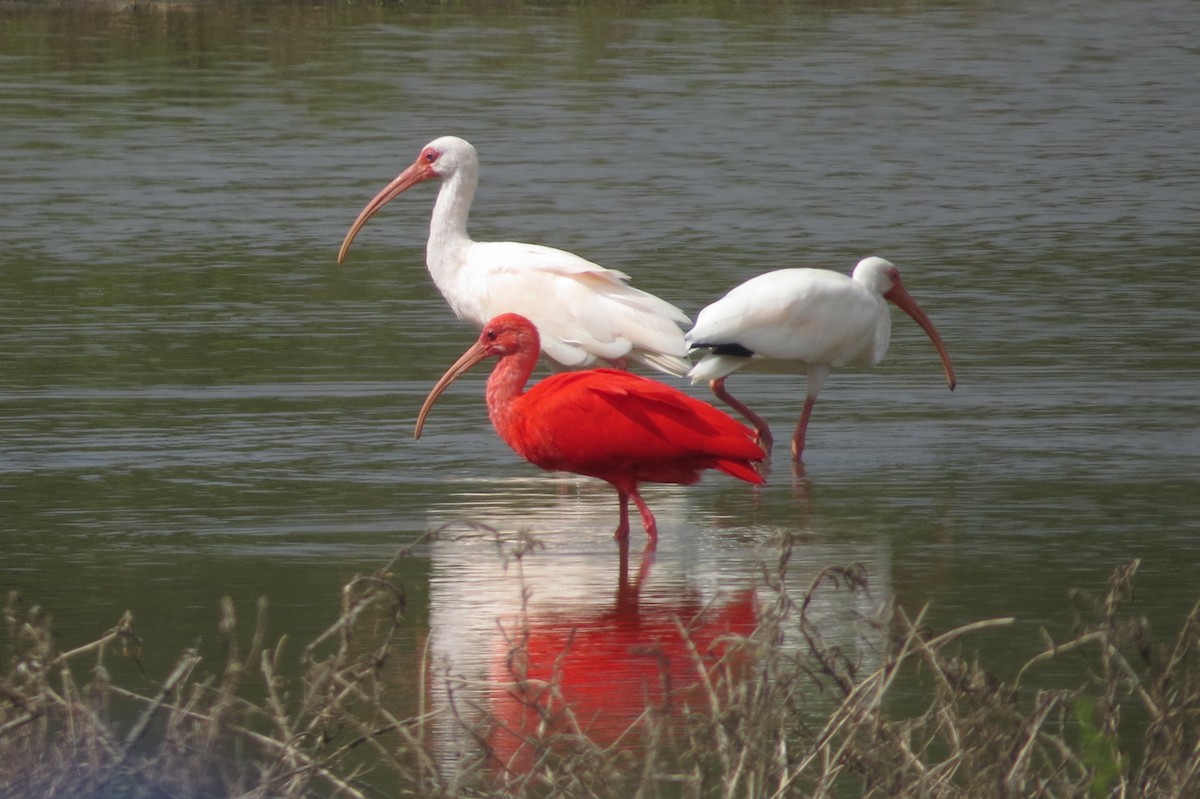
[
  {"x1": 686, "y1": 257, "x2": 956, "y2": 461},
  {"x1": 338, "y1": 136, "x2": 691, "y2": 376}
]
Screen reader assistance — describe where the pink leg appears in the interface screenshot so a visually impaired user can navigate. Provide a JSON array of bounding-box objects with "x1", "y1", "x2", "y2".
[
  {"x1": 710, "y1": 378, "x2": 773, "y2": 454},
  {"x1": 791, "y1": 394, "x2": 817, "y2": 462}
]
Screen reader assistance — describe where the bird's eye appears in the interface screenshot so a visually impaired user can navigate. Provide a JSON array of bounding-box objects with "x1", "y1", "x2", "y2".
[
  {"x1": 485, "y1": 329, "x2": 498, "y2": 341},
  {"x1": 423, "y1": 149, "x2": 437, "y2": 163}
]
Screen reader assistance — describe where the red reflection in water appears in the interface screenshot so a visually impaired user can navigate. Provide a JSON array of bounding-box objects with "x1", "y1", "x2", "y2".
[{"x1": 487, "y1": 541, "x2": 757, "y2": 773}]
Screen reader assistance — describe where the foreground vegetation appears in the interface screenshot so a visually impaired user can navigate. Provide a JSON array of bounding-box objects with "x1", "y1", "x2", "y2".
[{"x1": 2, "y1": 535, "x2": 1198, "y2": 798}]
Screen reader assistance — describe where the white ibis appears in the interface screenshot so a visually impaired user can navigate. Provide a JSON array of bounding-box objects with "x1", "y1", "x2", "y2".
[
  {"x1": 337, "y1": 136, "x2": 692, "y2": 376},
  {"x1": 685, "y1": 256, "x2": 957, "y2": 461}
]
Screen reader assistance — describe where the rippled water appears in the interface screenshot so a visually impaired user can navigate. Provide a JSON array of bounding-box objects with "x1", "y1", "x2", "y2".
[{"x1": 1, "y1": 0, "x2": 1198, "y2": 768}]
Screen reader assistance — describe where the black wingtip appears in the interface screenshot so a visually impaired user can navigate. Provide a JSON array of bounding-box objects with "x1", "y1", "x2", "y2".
[{"x1": 706, "y1": 342, "x2": 756, "y2": 358}]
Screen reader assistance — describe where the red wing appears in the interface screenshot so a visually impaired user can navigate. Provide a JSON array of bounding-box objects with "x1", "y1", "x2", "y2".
[{"x1": 514, "y1": 370, "x2": 764, "y2": 474}]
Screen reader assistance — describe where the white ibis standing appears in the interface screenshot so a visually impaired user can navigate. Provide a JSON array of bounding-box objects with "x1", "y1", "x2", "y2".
[
  {"x1": 337, "y1": 136, "x2": 691, "y2": 376},
  {"x1": 685, "y1": 257, "x2": 957, "y2": 461}
]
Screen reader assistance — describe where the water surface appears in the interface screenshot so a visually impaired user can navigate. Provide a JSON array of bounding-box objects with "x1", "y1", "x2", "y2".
[{"x1": 1, "y1": 0, "x2": 1198, "y2": 767}]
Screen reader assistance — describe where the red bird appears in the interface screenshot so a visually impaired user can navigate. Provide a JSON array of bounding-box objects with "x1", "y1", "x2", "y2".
[{"x1": 415, "y1": 313, "x2": 766, "y2": 541}]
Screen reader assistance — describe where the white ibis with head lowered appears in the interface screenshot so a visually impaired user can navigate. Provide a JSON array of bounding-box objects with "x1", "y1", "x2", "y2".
[
  {"x1": 337, "y1": 136, "x2": 692, "y2": 376},
  {"x1": 685, "y1": 257, "x2": 957, "y2": 462}
]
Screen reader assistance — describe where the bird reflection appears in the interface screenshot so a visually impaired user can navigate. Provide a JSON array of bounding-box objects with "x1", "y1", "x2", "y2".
[
  {"x1": 485, "y1": 537, "x2": 757, "y2": 775},
  {"x1": 422, "y1": 486, "x2": 891, "y2": 778},
  {"x1": 792, "y1": 461, "x2": 812, "y2": 503}
]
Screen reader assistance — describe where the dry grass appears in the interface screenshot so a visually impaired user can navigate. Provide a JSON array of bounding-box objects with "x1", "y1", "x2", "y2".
[{"x1": 2, "y1": 535, "x2": 1198, "y2": 799}]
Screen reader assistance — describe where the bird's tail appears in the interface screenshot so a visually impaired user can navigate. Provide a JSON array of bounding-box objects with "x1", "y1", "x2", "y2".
[
  {"x1": 686, "y1": 352, "x2": 750, "y2": 385},
  {"x1": 634, "y1": 350, "x2": 693, "y2": 378},
  {"x1": 714, "y1": 457, "x2": 766, "y2": 485}
]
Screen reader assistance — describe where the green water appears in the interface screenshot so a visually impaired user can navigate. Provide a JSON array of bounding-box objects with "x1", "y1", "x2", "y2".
[{"x1": 1, "y1": 0, "x2": 1198, "y2": 779}]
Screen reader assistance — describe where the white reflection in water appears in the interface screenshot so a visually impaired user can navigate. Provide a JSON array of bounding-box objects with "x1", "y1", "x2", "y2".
[{"x1": 423, "y1": 478, "x2": 890, "y2": 772}]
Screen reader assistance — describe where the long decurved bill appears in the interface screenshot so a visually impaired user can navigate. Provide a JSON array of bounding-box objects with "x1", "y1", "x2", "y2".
[
  {"x1": 884, "y1": 284, "x2": 957, "y2": 391},
  {"x1": 413, "y1": 341, "x2": 494, "y2": 439},
  {"x1": 337, "y1": 159, "x2": 435, "y2": 265}
]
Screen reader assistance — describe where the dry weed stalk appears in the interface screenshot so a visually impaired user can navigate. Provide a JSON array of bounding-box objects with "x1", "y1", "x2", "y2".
[
  {"x1": 3, "y1": 533, "x2": 1198, "y2": 799},
  {"x1": 456, "y1": 537, "x2": 1199, "y2": 799},
  {"x1": 0, "y1": 546, "x2": 428, "y2": 799}
]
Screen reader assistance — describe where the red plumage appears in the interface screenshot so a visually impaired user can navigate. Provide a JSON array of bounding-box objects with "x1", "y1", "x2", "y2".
[{"x1": 416, "y1": 313, "x2": 766, "y2": 541}]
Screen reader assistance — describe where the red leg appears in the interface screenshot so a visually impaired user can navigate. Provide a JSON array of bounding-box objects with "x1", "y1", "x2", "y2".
[
  {"x1": 791, "y1": 394, "x2": 817, "y2": 462},
  {"x1": 710, "y1": 378, "x2": 773, "y2": 454},
  {"x1": 628, "y1": 487, "x2": 658, "y2": 542},
  {"x1": 614, "y1": 490, "x2": 632, "y2": 541}
]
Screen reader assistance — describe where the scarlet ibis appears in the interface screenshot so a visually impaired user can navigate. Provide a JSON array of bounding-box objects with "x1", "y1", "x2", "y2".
[
  {"x1": 685, "y1": 257, "x2": 956, "y2": 461},
  {"x1": 414, "y1": 313, "x2": 766, "y2": 541},
  {"x1": 338, "y1": 135, "x2": 692, "y2": 376}
]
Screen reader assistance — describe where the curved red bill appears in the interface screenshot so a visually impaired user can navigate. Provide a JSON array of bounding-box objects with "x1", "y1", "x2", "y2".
[
  {"x1": 413, "y1": 341, "x2": 493, "y2": 439},
  {"x1": 337, "y1": 158, "x2": 436, "y2": 265},
  {"x1": 884, "y1": 284, "x2": 956, "y2": 390}
]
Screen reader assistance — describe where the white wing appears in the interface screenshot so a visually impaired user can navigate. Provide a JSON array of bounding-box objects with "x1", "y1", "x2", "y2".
[
  {"x1": 447, "y1": 241, "x2": 691, "y2": 375},
  {"x1": 686, "y1": 268, "x2": 890, "y2": 382}
]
